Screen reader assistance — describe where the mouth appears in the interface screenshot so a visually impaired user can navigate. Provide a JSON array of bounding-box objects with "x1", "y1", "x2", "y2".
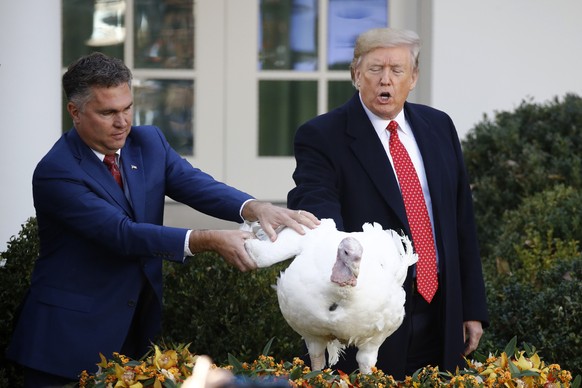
[
  {"x1": 379, "y1": 91, "x2": 391, "y2": 102},
  {"x1": 111, "y1": 132, "x2": 126, "y2": 140}
]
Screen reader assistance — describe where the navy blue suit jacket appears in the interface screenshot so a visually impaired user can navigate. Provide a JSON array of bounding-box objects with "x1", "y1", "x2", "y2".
[
  {"x1": 288, "y1": 93, "x2": 488, "y2": 378},
  {"x1": 7, "y1": 126, "x2": 253, "y2": 379}
]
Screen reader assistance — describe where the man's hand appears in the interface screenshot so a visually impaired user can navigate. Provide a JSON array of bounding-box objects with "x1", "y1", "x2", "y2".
[
  {"x1": 242, "y1": 200, "x2": 320, "y2": 241},
  {"x1": 188, "y1": 229, "x2": 257, "y2": 272},
  {"x1": 463, "y1": 320, "x2": 483, "y2": 355}
]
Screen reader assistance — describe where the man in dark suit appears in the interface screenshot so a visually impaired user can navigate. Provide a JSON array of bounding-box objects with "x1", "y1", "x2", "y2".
[
  {"x1": 287, "y1": 28, "x2": 488, "y2": 380},
  {"x1": 6, "y1": 52, "x2": 318, "y2": 387}
]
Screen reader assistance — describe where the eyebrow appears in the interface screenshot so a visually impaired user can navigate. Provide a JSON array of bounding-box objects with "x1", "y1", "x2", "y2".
[{"x1": 101, "y1": 102, "x2": 133, "y2": 114}]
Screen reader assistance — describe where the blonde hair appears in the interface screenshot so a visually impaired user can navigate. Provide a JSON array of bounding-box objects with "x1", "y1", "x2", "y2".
[{"x1": 350, "y1": 28, "x2": 421, "y2": 87}]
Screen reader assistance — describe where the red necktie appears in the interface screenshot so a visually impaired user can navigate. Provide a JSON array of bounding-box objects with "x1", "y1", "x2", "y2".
[
  {"x1": 387, "y1": 120, "x2": 438, "y2": 303},
  {"x1": 103, "y1": 154, "x2": 123, "y2": 189}
]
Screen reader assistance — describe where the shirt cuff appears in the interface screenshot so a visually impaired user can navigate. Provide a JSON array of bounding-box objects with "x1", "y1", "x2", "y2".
[
  {"x1": 240, "y1": 198, "x2": 256, "y2": 221},
  {"x1": 184, "y1": 229, "x2": 193, "y2": 258},
  {"x1": 185, "y1": 198, "x2": 253, "y2": 259}
]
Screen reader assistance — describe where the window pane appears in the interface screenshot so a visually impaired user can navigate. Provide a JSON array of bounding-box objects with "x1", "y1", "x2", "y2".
[
  {"x1": 328, "y1": 80, "x2": 356, "y2": 111},
  {"x1": 259, "y1": 81, "x2": 317, "y2": 156},
  {"x1": 133, "y1": 79, "x2": 194, "y2": 156},
  {"x1": 63, "y1": 0, "x2": 125, "y2": 66},
  {"x1": 328, "y1": 0, "x2": 387, "y2": 70},
  {"x1": 258, "y1": 0, "x2": 318, "y2": 71},
  {"x1": 134, "y1": 0, "x2": 194, "y2": 69}
]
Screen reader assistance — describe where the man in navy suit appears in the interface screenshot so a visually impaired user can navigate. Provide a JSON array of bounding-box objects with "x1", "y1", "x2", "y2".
[
  {"x1": 6, "y1": 52, "x2": 318, "y2": 387},
  {"x1": 287, "y1": 28, "x2": 488, "y2": 379}
]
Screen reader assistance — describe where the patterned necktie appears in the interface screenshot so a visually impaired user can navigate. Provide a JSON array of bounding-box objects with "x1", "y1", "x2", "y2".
[
  {"x1": 387, "y1": 120, "x2": 438, "y2": 303},
  {"x1": 103, "y1": 154, "x2": 123, "y2": 189}
]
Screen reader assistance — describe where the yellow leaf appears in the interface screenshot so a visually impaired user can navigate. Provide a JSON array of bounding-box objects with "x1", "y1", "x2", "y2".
[
  {"x1": 531, "y1": 353, "x2": 541, "y2": 369},
  {"x1": 97, "y1": 353, "x2": 109, "y2": 368},
  {"x1": 516, "y1": 352, "x2": 533, "y2": 371}
]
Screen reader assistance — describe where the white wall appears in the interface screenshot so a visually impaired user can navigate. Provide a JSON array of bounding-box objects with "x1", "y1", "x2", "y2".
[
  {"x1": 0, "y1": 0, "x2": 61, "y2": 252},
  {"x1": 430, "y1": 0, "x2": 582, "y2": 138}
]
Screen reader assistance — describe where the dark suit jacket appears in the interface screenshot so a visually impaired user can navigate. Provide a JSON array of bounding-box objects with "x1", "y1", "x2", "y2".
[
  {"x1": 6, "y1": 126, "x2": 253, "y2": 379},
  {"x1": 287, "y1": 93, "x2": 489, "y2": 379}
]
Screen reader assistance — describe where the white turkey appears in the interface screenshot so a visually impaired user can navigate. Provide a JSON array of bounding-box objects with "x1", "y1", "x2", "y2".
[{"x1": 243, "y1": 218, "x2": 417, "y2": 374}]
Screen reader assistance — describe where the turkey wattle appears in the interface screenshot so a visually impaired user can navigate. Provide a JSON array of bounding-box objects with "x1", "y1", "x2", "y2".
[{"x1": 243, "y1": 218, "x2": 417, "y2": 374}]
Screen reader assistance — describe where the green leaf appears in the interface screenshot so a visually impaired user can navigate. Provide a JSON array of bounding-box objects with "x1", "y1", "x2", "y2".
[
  {"x1": 507, "y1": 359, "x2": 520, "y2": 377},
  {"x1": 519, "y1": 370, "x2": 541, "y2": 377},
  {"x1": 503, "y1": 336, "x2": 518, "y2": 357},
  {"x1": 289, "y1": 365, "x2": 303, "y2": 380},
  {"x1": 522, "y1": 341, "x2": 536, "y2": 357},
  {"x1": 572, "y1": 374, "x2": 581, "y2": 388},
  {"x1": 471, "y1": 351, "x2": 488, "y2": 363},
  {"x1": 163, "y1": 379, "x2": 178, "y2": 388},
  {"x1": 262, "y1": 337, "x2": 275, "y2": 356},
  {"x1": 227, "y1": 353, "x2": 245, "y2": 374}
]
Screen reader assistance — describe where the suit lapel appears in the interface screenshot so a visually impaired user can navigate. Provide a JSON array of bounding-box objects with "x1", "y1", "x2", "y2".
[
  {"x1": 67, "y1": 128, "x2": 135, "y2": 216},
  {"x1": 345, "y1": 95, "x2": 410, "y2": 231},
  {"x1": 404, "y1": 104, "x2": 443, "y2": 215}
]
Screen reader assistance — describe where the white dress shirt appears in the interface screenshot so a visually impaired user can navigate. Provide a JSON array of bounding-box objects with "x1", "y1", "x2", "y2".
[{"x1": 359, "y1": 97, "x2": 438, "y2": 265}]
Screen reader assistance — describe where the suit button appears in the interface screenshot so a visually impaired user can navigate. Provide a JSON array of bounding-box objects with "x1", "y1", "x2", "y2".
[{"x1": 128, "y1": 300, "x2": 136, "y2": 307}]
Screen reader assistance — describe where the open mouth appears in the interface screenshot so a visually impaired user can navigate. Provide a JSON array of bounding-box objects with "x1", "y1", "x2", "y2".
[{"x1": 379, "y1": 92, "x2": 391, "y2": 101}]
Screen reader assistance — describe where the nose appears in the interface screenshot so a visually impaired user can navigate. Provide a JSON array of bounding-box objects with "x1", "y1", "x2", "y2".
[
  {"x1": 113, "y1": 112, "x2": 128, "y2": 127},
  {"x1": 380, "y1": 68, "x2": 391, "y2": 85}
]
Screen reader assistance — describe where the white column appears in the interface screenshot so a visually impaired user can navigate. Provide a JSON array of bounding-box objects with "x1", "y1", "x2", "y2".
[{"x1": 0, "y1": 0, "x2": 61, "y2": 252}]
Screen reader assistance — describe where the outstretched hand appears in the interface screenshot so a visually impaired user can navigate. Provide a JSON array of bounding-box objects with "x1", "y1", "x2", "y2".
[
  {"x1": 188, "y1": 201, "x2": 319, "y2": 272},
  {"x1": 241, "y1": 200, "x2": 320, "y2": 241},
  {"x1": 188, "y1": 229, "x2": 257, "y2": 272}
]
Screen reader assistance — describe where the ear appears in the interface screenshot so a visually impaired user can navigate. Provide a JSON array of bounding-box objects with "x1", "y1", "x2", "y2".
[
  {"x1": 409, "y1": 68, "x2": 419, "y2": 91},
  {"x1": 352, "y1": 66, "x2": 361, "y2": 88},
  {"x1": 67, "y1": 101, "x2": 80, "y2": 125}
]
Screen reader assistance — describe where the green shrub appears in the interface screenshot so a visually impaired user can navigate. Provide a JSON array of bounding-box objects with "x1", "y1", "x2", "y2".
[
  {"x1": 462, "y1": 94, "x2": 582, "y2": 378},
  {"x1": 462, "y1": 94, "x2": 582, "y2": 256},
  {"x1": 0, "y1": 217, "x2": 38, "y2": 388},
  {"x1": 161, "y1": 254, "x2": 304, "y2": 365},
  {"x1": 488, "y1": 185, "x2": 581, "y2": 287},
  {"x1": 480, "y1": 258, "x2": 582, "y2": 376}
]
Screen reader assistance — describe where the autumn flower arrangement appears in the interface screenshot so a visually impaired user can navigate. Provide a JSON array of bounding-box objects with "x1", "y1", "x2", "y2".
[
  {"x1": 79, "y1": 343, "x2": 198, "y2": 388},
  {"x1": 80, "y1": 338, "x2": 580, "y2": 388}
]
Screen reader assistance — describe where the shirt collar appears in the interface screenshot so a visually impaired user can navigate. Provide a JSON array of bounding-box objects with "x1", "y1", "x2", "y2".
[{"x1": 93, "y1": 149, "x2": 122, "y2": 162}]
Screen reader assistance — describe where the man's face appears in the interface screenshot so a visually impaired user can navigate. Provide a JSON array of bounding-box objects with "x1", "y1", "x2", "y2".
[
  {"x1": 354, "y1": 46, "x2": 418, "y2": 120},
  {"x1": 68, "y1": 83, "x2": 133, "y2": 155}
]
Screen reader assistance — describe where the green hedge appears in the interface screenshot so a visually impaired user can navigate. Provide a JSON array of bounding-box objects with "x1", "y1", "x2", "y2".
[
  {"x1": 488, "y1": 185, "x2": 582, "y2": 286},
  {"x1": 161, "y1": 254, "x2": 304, "y2": 365},
  {"x1": 462, "y1": 93, "x2": 582, "y2": 257},
  {"x1": 462, "y1": 94, "x2": 582, "y2": 377},
  {"x1": 0, "y1": 217, "x2": 38, "y2": 387},
  {"x1": 480, "y1": 258, "x2": 582, "y2": 375}
]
